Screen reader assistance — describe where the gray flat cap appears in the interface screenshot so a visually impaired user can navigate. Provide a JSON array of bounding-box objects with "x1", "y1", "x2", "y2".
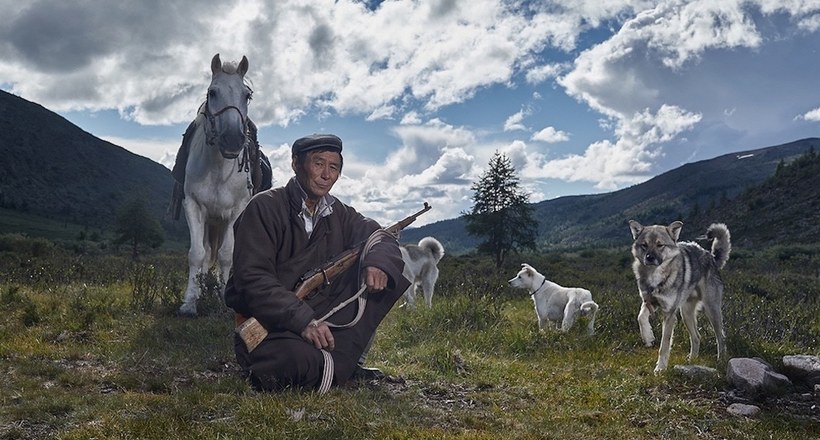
[{"x1": 291, "y1": 134, "x2": 343, "y2": 156}]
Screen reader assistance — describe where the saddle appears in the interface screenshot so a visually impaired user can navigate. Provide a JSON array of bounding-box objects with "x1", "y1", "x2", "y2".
[{"x1": 167, "y1": 118, "x2": 272, "y2": 220}]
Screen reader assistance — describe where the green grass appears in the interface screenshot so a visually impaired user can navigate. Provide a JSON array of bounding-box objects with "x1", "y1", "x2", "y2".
[{"x1": 0, "y1": 244, "x2": 818, "y2": 439}]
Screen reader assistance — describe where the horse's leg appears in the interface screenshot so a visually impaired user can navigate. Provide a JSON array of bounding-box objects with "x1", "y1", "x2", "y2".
[{"x1": 179, "y1": 201, "x2": 207, "y2": 316}]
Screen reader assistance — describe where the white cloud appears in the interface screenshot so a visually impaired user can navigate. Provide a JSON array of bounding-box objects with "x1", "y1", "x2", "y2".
[
  {"x1": 530, "y1": 105, "x2": 701, "y2": 189},
  {"x1": 2, "y1": 0, "x2": 820, "y2": 225},
  {"x1": 550, "y1": 0, "x2": 815, "y2": 187},
  {"x1": 797, "y1": 107, "x2": 820, "y2": 122},
  {"x1": 503, "y1": 108, "x2": 530, "y2": 132},
  {"x1": 532, "y1": 126, "x2": 569, "y2": 143},
  {"x1": 0, "y1": 0, "x2": 609, "y2": 127},
  {"x1": 322, "y1": 119, "x2": 483, "y2": 225},
  {"x1": 101, "y1": 135, "x2": 179, "y2": 167},
  {"x1": 525, "y1": 62, "x2": 565, "y2": 84},
  {"x1": 400, "y1": 111, "x2": 422, "y2": 125},
  {"x1": 797, "y1": 13, "x2": 820, "y2": 32}
]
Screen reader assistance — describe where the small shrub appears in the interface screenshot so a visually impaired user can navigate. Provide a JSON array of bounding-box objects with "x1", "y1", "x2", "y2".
[
  {"x1": 131, "y1": 262, "x2": 183, "y2": 312},
  {"x1": 196, "y1": 268, "x2": 229, "y2": 317},
  {"x1": 0, "y1": 285, "x2": 40, "y2": 327},
  {"x1": 1, "y1": 285, "x2": 24, "y2": 305},
  {"x1": 0, "y1": 233, "x2": 53, "y2": 257}
]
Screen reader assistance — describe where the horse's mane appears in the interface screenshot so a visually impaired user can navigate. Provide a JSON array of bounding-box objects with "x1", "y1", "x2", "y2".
[
  {"x1": 215, "y1": 61, "x2": 254, "y2": 94},
  {"x1": 220, "y1": 61, "x2": 241, "y2": 74}
]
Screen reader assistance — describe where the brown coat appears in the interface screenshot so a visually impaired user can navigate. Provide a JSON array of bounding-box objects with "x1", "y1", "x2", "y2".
[{"x1": 225, "y1": 177, "x2": 407, "y2": 334}]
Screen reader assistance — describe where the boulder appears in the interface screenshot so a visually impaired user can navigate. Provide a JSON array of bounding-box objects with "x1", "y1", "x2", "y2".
[
  {"x1": 782, "y1": 355, "x2": 820, "y2": 387},
  {"x1": 726, "y1": 357, "x2": 792, "y2": 397}
]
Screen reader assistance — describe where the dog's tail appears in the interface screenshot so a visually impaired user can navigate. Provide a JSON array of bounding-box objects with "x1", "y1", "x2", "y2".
[
  {"x1": 706, "y1": 223, "x2": 731, "y2": 269},
  {"x1": 418, "y1": 236, "x2": 445, "y2": 263}
]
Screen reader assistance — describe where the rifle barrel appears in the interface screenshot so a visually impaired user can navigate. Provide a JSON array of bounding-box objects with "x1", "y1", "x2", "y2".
[{"x1": 294, "y1": 202, "x2": 431, "y2": 299}]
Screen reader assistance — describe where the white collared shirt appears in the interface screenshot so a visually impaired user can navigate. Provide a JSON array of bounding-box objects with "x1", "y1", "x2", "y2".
[{"x1": 295, "y1": 180, "x2": 334, "y2": 237}]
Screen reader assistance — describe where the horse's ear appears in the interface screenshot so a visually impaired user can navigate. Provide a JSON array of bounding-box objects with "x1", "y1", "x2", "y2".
[
  {"x1": 238, "y1": 56, "x2": 249, "y2": 76},
  {"x1": 211, "y1": 53, "x2": 222, "y2": 74}
]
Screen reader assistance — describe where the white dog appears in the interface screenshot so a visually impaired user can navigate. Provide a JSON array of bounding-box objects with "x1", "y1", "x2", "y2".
[
  {"x1": 400, "y1": 236, "x2": 445, "y2": 308},
  {"x1": 508, "y1": 263, "x2": 599, "y2": 334}
]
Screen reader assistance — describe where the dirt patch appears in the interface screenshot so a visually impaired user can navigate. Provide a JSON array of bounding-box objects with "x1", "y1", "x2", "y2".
[{"x1": 719, "y1": 388, "x2": 820, "y2": 423}]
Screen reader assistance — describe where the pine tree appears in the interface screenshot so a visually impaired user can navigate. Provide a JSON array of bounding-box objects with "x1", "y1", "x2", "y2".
[
  {"x1": 463, "y1": 152, "x2": 537, "y2": 267},
  {"x1": 113, "y1": 195, "x2": 164, "y2": 259}
]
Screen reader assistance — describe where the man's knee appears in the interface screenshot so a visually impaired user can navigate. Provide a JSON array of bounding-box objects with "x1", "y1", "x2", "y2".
[{"x1": 238, "y1": 336, "x2": 325, "y2": 391}]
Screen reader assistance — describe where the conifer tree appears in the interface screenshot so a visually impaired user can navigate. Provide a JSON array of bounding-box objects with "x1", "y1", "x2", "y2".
[
  {"x1": 464, "y1": 152, "x2": 537, "y2": 267},
  {"x1": 113, "y1": 196, "x2": 164, "y2": 259}
]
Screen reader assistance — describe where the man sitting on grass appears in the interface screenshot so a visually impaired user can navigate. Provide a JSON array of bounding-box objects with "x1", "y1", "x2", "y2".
[{"x1": 225, "y1": 133, "x2": 409, "y2": 393}]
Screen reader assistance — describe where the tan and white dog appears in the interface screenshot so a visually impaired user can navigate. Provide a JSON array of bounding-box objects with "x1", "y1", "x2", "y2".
[
  {"x1": 400, "y1": 236, "x2": 445, "y2": 308},
  {"x1": 508, "y1": 263, "x2": 599, "y2": 334}
]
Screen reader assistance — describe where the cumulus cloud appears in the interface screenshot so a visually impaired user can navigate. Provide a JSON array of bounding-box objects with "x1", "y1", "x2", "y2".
[
  {"x1": 504, "y1": 108, "x2": 530, "y2": 131},
  {"x1": 552, "y1": 0, "x2": 819, "y2": 186},
  {"x1": 0, "y1": 0, "x2": 580, "y2": 126},
  {"x1": 531, "y1": 126, "x2": 569, "y2": 143},
  {"x1": 797, "y1": 107, "x2": 820, "y2": 122},
  {"x1": 525, "y1": 62, "x2": 566, "y2": 84},
  {"x1": 2, "y1": 0, "x2": 819, "y2": 225},
  {"x1": 101, "y1": 136, "x2": 179, "y2": 167},
  {"x1": 531, "y1": 105, "x2": 701, "y2": 189}
]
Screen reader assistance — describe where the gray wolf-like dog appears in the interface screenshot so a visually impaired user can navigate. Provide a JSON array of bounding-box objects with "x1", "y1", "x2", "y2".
[
  {"x1": 508, "y1": 263, "x2": 599, "y2": 335},
  {"x1": 629, "y1": 220, "x2": 731, "y2": 373},
  {"x1": 400, "y1": 236, "x2": 445, "y2": 308}
]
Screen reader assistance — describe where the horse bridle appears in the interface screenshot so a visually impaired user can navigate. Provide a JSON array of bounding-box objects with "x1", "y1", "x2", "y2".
[
  {"x1": 201, "y1": 99, "x2": 250, "y2": 150},
  {"x1": 199, "y1": 98, "x2": 256, "y2": 194}
]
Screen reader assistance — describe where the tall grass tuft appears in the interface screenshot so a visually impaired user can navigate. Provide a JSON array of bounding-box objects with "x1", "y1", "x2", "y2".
[{"x1": 131, "y1": 262, "x2": 183, "y2": 312}]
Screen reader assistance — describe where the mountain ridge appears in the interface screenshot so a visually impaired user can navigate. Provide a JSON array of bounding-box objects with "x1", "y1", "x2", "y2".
[
  {"x1": 402, "y1": 138, "x2": 819, "y2": 253},
  {"x1": 0, "y1": 89, "x2": 185, "y2": 238},
  {"x1": 0, "y1": 89, "x2": 816, "y2": 252}
]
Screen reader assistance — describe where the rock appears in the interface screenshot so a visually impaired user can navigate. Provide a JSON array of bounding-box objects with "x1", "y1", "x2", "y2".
[
  {"x1": 727, "y1": 403, "x2": 761, "y2": 417},
  {"x1": 726, "y1": 357, "x2": 792, "y2": 397},
  {"x1": 782, "y1": 355, "x2": 820, "y2": 387},
  {"x1": 672, "y1": 364, "x2": 720, "y2": 383}
]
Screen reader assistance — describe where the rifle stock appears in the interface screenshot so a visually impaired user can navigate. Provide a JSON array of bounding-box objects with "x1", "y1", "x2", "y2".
[
  {"x1": 293, "y1": 249, "x2": 360, "y2": 299},
  {"x1": 293, "y1": 202, "x2": 432, "y2": 299}
]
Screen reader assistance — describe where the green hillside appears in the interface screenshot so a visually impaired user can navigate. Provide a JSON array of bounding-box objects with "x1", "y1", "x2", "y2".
[
  {"x1": 403, "y1": 138, "x2": 820, "y2": 253},
  {"x1": 0, "y1": 90, "x2": 186, "y2": 241}
]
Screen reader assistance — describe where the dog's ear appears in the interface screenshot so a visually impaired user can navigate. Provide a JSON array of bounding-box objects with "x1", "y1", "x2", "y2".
[
  {"x1": 668, "y1": 221, "x2": 683, "y2": 241},
  {"x1": 628, "y1": 220, "x2": 643, "y2": 240},
  {"x1": 525, "y1": 265, "x2": 535, "y2": 275}
]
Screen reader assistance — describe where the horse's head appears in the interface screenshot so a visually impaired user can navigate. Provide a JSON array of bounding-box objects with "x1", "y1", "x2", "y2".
[{"x1": 204, "y1": 53, "x2": 252, "y2": 159}]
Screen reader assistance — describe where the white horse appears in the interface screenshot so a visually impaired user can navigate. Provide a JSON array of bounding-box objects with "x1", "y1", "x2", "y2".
[{"x1": 178, "y1": 54, "x2": 255, "y2": 316}]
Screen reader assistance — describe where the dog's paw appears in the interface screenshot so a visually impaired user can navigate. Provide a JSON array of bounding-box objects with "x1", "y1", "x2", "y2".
[{"x1": 640, "y1": 330, "x2": 655, "y2": 347}]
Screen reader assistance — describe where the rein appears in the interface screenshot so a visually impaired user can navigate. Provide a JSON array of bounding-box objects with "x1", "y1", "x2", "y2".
[
  {"x1": 198, "y1": 100, "x2": 255, "y2": 195},
  {"x1": 200, "y1": 100, "x2": 249, "y2": 151}
]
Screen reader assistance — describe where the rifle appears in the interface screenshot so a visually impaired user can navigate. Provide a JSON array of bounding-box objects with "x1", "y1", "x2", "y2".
[
  {"x1": 236, "y1": 202, "x2": 431, "y2": 352},
  {"x1": 293, "y1": 201, "x2": 431, "y2": 299}
]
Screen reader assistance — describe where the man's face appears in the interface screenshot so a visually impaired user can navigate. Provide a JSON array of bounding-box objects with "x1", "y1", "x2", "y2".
[{"x1": 293, "y1": 150, "x2": 342, "y2": 201}]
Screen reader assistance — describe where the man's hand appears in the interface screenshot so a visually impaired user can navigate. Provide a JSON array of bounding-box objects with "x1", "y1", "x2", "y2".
[
  {"x1": 301, "y1": 320, "x2": 335, "y2": 350},
  {"x1": 363, "y1": 266, "x2": 388, "y2": 293}
]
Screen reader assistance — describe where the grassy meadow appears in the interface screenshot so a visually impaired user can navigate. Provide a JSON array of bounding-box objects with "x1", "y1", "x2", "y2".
[{"x1": 0, "y1": 234, "x2": 818, "y2": 439}]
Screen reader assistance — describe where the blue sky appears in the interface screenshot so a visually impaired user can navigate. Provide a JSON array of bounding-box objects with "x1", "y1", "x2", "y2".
[{"x1": 2, "y1": 0, "x2": 819, "y2": 226}]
